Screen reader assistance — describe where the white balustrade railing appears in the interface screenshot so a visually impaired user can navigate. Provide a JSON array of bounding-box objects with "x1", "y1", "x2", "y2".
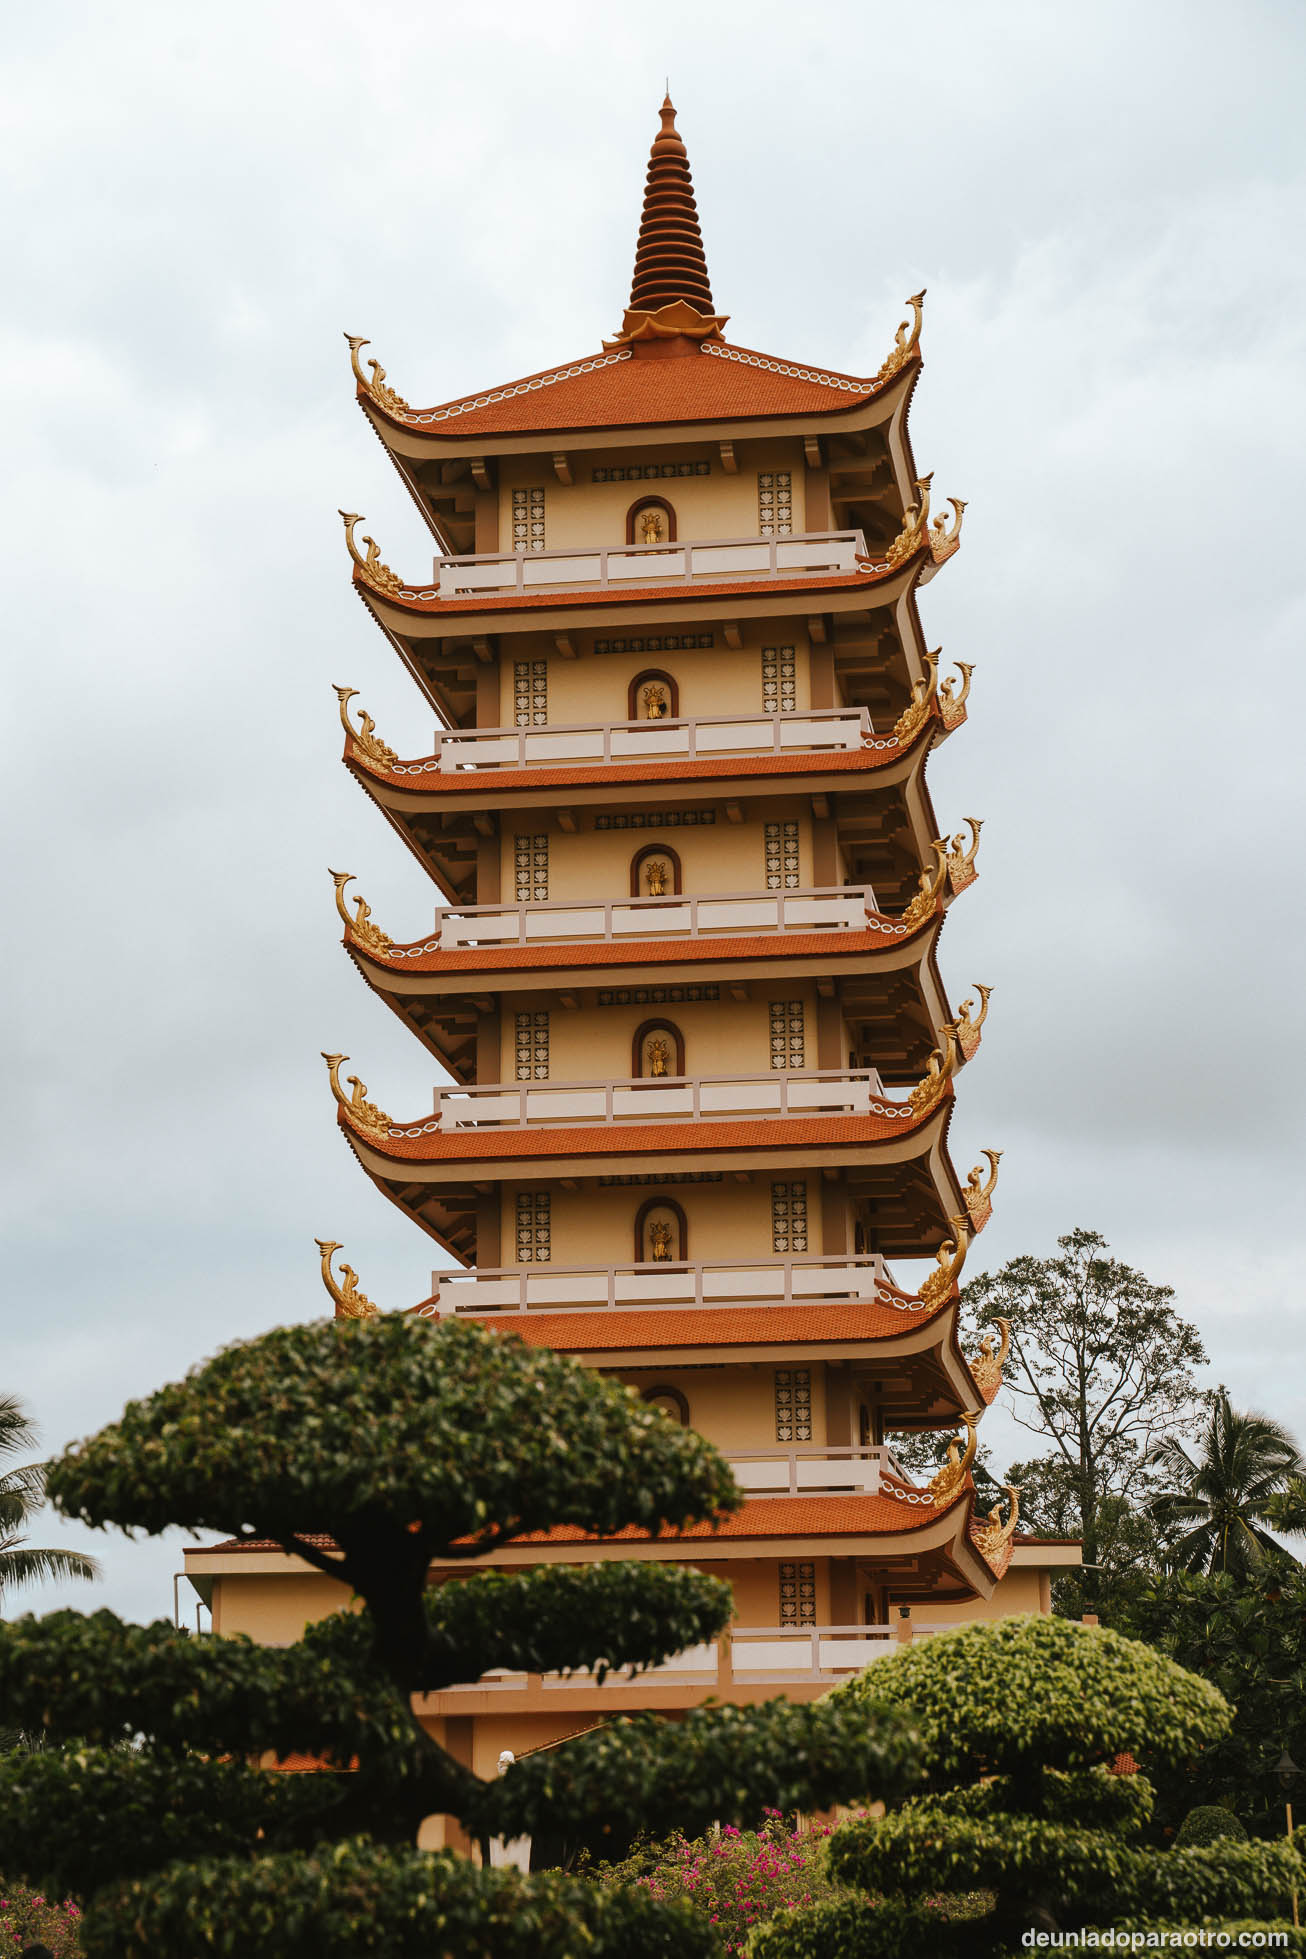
[
  {"x1": 430, "y1": 529, "x2": 869, "y2": 599},
  {"x1": 416, "y1": 884, "x2": 879, "y2": 953},
  {"x1": 424, "y1": 1067, "x2": 895, "y2": 1132},
  {"x1": 418, "y1": 706, "x2": 873, "y2": 773},
  {"x1": 442, "y1": 1625, "x2": 917, "y2": 1694},
  {"x1": 427, "y1": 1252, "x2": 890, "y2": 1315},
  {"x1": 728, "y1": 1445, "x2": 895, "y2": 1497}
]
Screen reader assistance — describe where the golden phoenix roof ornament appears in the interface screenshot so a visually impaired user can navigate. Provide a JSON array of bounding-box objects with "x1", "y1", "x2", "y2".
[
  {"x1": 974, "y1": 1484, "x2": 1020, "y2": 1563},
  {"x1": 334, "y1": 684, "x2": 398, "y2": 772},
  {"x1": 928, "y1": 1412, "x2": 978, "y2": 1507},
  {"x1": 955, "y1": 983, "x2": 993, "y2": 1061},
  {"x1": 946, "y1": 817, "x2": 983, "y2": 892},
  {"x1": 970, "y1": 1316, "x2": 1011, "y2": 1398},
  {"x1": 315, "y1": 1238, "x2": 381, "y2": 1320},
  {"x1": 322, "y1": 1051, "x2": 392, "y2": 1142},
  {"x1": 875, "y1": 289, "x2": 926, "y2": 386},
  {"x1": 891, "y1": 649, "x2": 940, "y2": 747},
  {"x1": 344, "y1": 334, "x2": 410, "y2": 416},
  {"x1": 963, "y1": 1148, "x2": 1003, "y2": 1228},
  {"x1": 330, "y1": 870, "x2": 394, "y2": 959},
  {"x1": 938, "y1": 660, "x2": 974, "y2": 729},
  {"x1": 929, "y1": 496, "x2": 966, "y2": 566},
  {"x1": 885, "y1": 473, "x2": 933, "y2": 570},
  {"x1": 909, "y1": 1021, "x2": 959, "y2": 1118},
  {"x1": 899, "y1": 838, "x2": 949, "y2": 931},
  {"x1": 917, "y1": 1216, "x2": 970, "y2": 1310},
  {"x1": 339, "y1": 510, "x2": 403, "y2": 598}
]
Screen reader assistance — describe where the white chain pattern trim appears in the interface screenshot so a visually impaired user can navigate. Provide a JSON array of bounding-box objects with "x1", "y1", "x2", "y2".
[
  {"x1": 700, "y1": 344, "x2": 875, "y2": 394},
  {"x1": 401, "y1": 351, "x2": 632, "y2": 425},
  {"x1": 875, "y1": 1287, "x2": 931, "y2": 1314},
  {"x1": 880, "y1": 1483, "x2": 938, "y2": 1508}
]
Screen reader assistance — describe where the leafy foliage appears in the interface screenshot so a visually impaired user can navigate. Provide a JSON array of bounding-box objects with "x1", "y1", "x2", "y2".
[
  {"x1": 757, "y1": 1617, "x2": 1301, "y2": 1955},
  {"x1": 0, "y1": 1878, "x2": 83, "y2": 1958},
  {"x1": 1148, "y1": 1390, "x2": 1303, "y2": 1576},
  {"x1": 0, "y1": 1391, "x2": 100, "y2": 1606},
  {"x1": 1119, "y1": 1562, "x2": 1306, "y2": 1832},
  {"x1": 5, "y1": 1318, "x2": 920, "y2": 1948},
  {"x1": 84, "y1": 1840, "x2": 717, "y2": 1959},
  {"x1": 1174, "y1": 1805, "x2": 1250, "y2": 1849}
]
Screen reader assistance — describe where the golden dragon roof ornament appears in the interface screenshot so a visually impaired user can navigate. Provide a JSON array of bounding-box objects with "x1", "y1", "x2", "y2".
[
  {"x1": 928, "y1": 1412, "x2": 978, "y2": 1508},
  {"x1": 917, "y1": 1216, "x2": 970, "y2": 1311},
  {"x1": 345, "y1": 335, "x2": 411, "y2": 417},
  {"x1": 885, "y1": 474, "x2": 933, "y2": 570},
  {"x1": 875, "y1": 290, "x2": 926, "y2": 385},
  {"x1": 955, "y1": 983, "x2": 993, "y2": 1061},
  {"x1": 929, "y1": 496, "x2": 966, "y2": 566},
  {"x1": 908, "y1": 1021, "x2": 959, "y2": 1118},
  {"x1": 315, "y1": 1238, "x2": 381, "y2": 1320},
  {"x1": 938, "y1": 660, "x2": 974, "y2": 730},
  {"x1": 963, "y1": 1148, "x2": 1003, "y2": 1229},
  {"x1": 330, "y1": 870, "x2": 394, "y2": 959},
  {"x1": 333, "y1": 685, "x2": 398, "y2": 772},
  {"x1": 322, "y1": 1052, "x2": 392, "y2": 1142},
  {"x1": 339, "y1": 511, "x2": 403, "y2": 599},
  {"x1": 969, "y1": 1316, "x2": 1011, "y2": 1399},
  {"x1": 946, "y1": 817, "x2": 983, "y2": 892},
  {"x1": 899, "y1": 839, "x2": 949, "y2": 931},
  {"x1": 974, "y1": 1484, "x2": 1020, "y2": 1564},
  {"x1": 891, "y1": 650, "x2": 939, "y2": 747}
]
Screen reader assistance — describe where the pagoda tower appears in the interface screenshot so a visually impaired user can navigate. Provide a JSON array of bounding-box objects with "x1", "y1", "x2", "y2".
[{"x1": 187, "y1": 99, "x2": 1078, "y2": 1829}]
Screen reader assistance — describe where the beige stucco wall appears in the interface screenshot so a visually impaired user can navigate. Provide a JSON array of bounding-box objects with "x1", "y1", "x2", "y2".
[
  {"x1": 497, "y1": 1173, "x2": 815, "y2": 1268},
  {"x1": 499, "y1": 809, "x2": 811, "y2": 902},
  {"x1": 497, "y1": 986, "x2": 816, "y2": 1083},
  {"x1": 497, "y1": 440, "x2": 808, "y2": 554},
  {"x1": 211, "y1": 1570, "x2": 353, "y2": 1643},
  {"x1": 497, "y1": 638, "x2": 813, "y2": 727},
  {"x1": 913, "y1": 1566, "x2": 1049, "y2": 1627},
  {"x1": 614, "y1": 1362, "x2": 827, "y2": 1454}
]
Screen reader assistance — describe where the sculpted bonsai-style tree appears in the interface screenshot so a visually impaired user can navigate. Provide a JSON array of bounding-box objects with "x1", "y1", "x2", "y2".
[
  {"x1": 0, "y1": 1316, "x2": 920, "y2": 1958},
  {"x1": 749, "y1": 1617, "x2": 1303, "y2": 1957}
]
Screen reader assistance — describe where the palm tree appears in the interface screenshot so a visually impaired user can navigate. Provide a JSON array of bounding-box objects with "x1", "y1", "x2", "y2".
[
  {"x1": 1149, "y1": 1391, "x2": 1303, "y2": 1577},
  {"x1": 0, "y1": 1392, "x2": 102, "y2": 1607}
]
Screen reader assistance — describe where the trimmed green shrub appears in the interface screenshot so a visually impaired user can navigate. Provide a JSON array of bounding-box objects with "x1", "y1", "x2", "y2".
[{"x1": 1174, "y1": 1804, "x2": 1250, "y2": 1849}]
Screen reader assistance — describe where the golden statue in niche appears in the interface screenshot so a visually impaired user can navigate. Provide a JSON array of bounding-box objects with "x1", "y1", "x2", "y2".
[
  {"x1": 639, "y1": 507, "x2": 666, "y2": 544},
  {"x1": 645, "y1": 1035, "x2": 672, "y2": 1077},
  {"x1": 643, "y1": 858, "x2": 670, "y2": 896},
  {"x1": 649, "y1": 1219, "x2": 675, "y2": 1260},
  {"x1": 642, "y1": 683, "x2": 670, "y2": 719}
]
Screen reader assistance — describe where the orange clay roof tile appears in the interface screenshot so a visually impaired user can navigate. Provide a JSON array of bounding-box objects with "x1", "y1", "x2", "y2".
[
  {"x1": 352, "y1": 923, "x2": 931, "y2": 978},
  {"x1": 366, "y1": 565, "x2": 906, "y2": 618},
  {"x1": 428, "y1": 1297, "x2": 951, "y2": 1353},
  {"x1": 352, "y1": 741, "x2": 913, "y2": 797}
]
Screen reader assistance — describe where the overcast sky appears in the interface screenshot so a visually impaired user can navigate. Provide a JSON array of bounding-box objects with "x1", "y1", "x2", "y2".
[{"x1": 4, "y1": 0, "x2": 1304, "y2": 1625}]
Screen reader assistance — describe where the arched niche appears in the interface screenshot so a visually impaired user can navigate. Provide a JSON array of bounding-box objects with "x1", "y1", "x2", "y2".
[
  {"x1": 641, "y1": 1382, "x2": 690, "y2": 1426},
  {"x1": 630, "y1": 842, "x2": 682, "y2": 899},
  {"x1": 635, "y1": 1195, "x2": 688, "y2": 1265},
  {"x1": 632, "y1": 1018, "x2": 685, "y2": 1080},
  {"x1": 626, "y1": 496, "x2": 677, "y2": 546},
  {"x1": 628, "y1": 669, "x2": 678, "y2": 722}
]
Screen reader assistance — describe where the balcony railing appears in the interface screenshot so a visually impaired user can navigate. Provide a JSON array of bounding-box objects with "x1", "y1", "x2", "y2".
[
  {"x1": 729, "y1": 1445, "x2": 907, "y2": 1497},
  {"x1": 426, "y1": 1067, "x2": 900, "y2": 1132},
  {"x1": 401, "y1": 884, "x2": 881, "y2": 954},
  {"x1": 431, "y1": 529, "x2": 868, "y2": 599},
  {"x1": 421, "y1": 706, "x2": 876, "y2": 773},
  {"x1": 439, "y1": 1623, "x2": 960, "y2": 1695},
  {"x1": 426, "y1": 1251, "x2": 891, "y2": 1315}
]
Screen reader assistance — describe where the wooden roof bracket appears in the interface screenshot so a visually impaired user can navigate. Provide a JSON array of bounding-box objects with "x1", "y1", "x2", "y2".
[{"x1": 719, "y1": 439, "x2": 738, "y2": 473}]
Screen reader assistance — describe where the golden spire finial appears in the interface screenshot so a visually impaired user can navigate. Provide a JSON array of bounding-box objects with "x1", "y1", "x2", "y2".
[
  {"x1": 315, "y1": 1238, "x2": 381, "y2": 1320},
  {"x1": 955, "y1": 983, "x2": 993, "y2": 1060},
  {"x1": 917, "y1": 1216, "x2": 969, "y2": 1310},
  {"x1": 974, "y1": 1484, "x2": 1020, "y2": 1562},
  {"x1": 927, "y1": 1412, "x2": 978, "y2": 1508},
  {"x1": 885, "y1": 473, "x2": 933, "y2": 570},
  {"x1": 899, "y1": 838, "x2": 949, "y2": 931},
  {"x1": 908, "y1": 1022, "x2": 959, "y2": 1118},
  {"x1": 321, "y1": 1051, "x2": 392, "y2": 1142},
  {"x1": 938, "y1": 660, "x2": 974, "y2": 729},
  {"x1": 963, "y1": 1148, "x2": 1003, "y2": 1227},
  {"x1": 333, "y1": 683, "x2": 399, "y2": 773},
  {"x1": 891, "y1": 648, "x2": 940, "y2": 747},
  {"x1": 875, "y1": 290, "x2": 926, "y2": 386},
  {"x1": 343, "y1": 334, "x2": 410, "y2": 416},
  {"x1": 603, "y1": 94, "x2": 729, "y2": 350},
  {"x1": 946, "y1": 817, "x2": 983, "y2": 892},
  {"x1": 338, "y1": 511, "x2": 403, "y2": 599},
  {"x1": 970, "y1": 1316, "x2": 1011, "y2": 1398},
  {"x1": 329, "y1": 870, "x2": 394, "y2": 959}
]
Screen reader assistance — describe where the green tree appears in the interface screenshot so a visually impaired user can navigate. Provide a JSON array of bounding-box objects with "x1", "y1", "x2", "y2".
[
  {"x1": 0, "y1": 1316, "x2": 920, "y2": 1958},
  {"x1": 1120, "y1": 1562, "x2": 1306, "y2": 1834},
  {"x1": 0, "y1": 1392, "x2": 100, "y2": 1607},
  {"x1": 960, "y1": 1228, "x2": 1206, "y2": 1608},
  {"x1": 747, "y1": 1616, "x2": 1304, "y2": 1957},
  {"x1": 1149, "y1": 1391, "x2": 1303, "y2": 1576}
]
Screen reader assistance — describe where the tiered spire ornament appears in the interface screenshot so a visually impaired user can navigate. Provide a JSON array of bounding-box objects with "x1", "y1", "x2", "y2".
[
  {"x1": 927, "y1": 1413, "x2": 978, "y2": 1507},
  {"x1": 963, "y1": 1149, "x2": 1003, "y2": 1230},
  {"x1": 321, "y1": 1052, "x2": 392, "y2": 1143},
  {"x1": 315, "y1": 1238, "x2": 381, "y2": 1320},
  {"x1": 339, "y1": 511, "x2": 403, "y2": 599},
  {"x1": 970, "y1": 1318, "x2": 1011, "y2": 1399},
  {"x1": 875, "y1": 290, "x2": 926, "y2": 384},
  {"x1": 605, "y1": 97, "x2": 729, "y2": 349},
  {"x1": 330, "y1": 870, "x2": 394, "y2": 958},
  {"x1": 344, "y1": 336, "x2": 410, "y2": 417},
  {"x1": 334, "y1": 685, "x2": 398, "y2": 772},
  {"x1": 917, "y1": 1218, "x2": 970, "y2": 1310},
  {"x1": 955, "y1": 984, "x2": 993, "y2": 1061}
]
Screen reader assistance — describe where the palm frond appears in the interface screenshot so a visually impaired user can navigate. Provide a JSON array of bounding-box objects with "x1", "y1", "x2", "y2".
[
  {"x1": 0, "y1": 1544, "x2": 102, "y2": 1596},
  {"x1": 0, "y1": 1394, "x2": 39, "y2": 1463}
]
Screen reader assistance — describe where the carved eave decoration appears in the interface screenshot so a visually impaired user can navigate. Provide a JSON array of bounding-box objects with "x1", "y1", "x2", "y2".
[
  {"x1": 330, "y1": 869, "x2": 394, "y2": 959},
  {"x1": 962, "y1": 1148, "x2": 1003, "y2": 1232},
  {"x1": 345, "y1": 335, "x2": 411, "y2": 418},
  {"x1": 946, "y1": 818, "x2": 983, "y2": 894},
  {"x1": 334, "y1": 684, "x2": 399, "y2": 776},
  {"x1": 322, "y1": 1051, "x2": 393, "y2": 1145},
  {"x1": 898, "y1": 839, "x2": 950, "y2": 933},
  {"x1": 927, "y1": 1411, "x2": 978, "y2": 1508},
  {"x1": 968, "y1": 1316, "x2": 1011, "y2": 1401},
  {"x1": 315, "y1": 1237, "x2": 382, "y2": 1320},
  {"x1": 954, "y1": 984, "x2": 992, "y2": 1063},
  {"x1": 916, "y1": 1216, "x2": 969, "y2": 1312},
  {"x1": 874, "y1": 290, "x2": 926, "y2": 386},
  {"x1": 972, "y1": 1484, "x2": 1020, "y2": 1572}
]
